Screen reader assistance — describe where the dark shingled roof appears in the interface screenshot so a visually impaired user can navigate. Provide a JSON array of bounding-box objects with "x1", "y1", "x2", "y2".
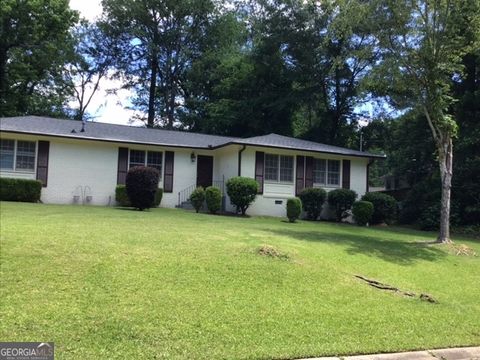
[{"x1": 0, "y1": 116, "x2": 384, "y2": 158}]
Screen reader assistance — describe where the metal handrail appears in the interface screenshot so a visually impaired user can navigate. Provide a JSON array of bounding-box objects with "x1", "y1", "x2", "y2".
[{"x1": 177, "y1": 179, "x2": 225, "y2": 206}]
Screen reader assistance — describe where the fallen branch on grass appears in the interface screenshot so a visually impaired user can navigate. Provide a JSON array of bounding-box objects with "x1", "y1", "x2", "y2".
[{"x1": 355, "y1": 275, "x2": 437, "y2": 303}]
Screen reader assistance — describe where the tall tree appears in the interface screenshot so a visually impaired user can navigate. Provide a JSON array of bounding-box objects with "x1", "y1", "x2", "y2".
[
  {"x1": 100, "y1": 0, "x2": 215, "y2": 128},
  {"x1": 66, "y1": 21, "x2": 116, "y2": 121},
  {"x1": 373, "y1": 0, "x2": 480, "y2": 242},
  {"x1": 0, "y1": 0, "x2": 78, "y2": 117}
]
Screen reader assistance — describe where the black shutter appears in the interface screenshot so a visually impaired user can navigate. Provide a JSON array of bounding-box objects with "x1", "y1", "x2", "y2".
[
  {"x1": 296, "y1": 155, "x2": 305, "y2": 195},
  {"x1": 255, "y1": 151, "x2": 264, "y2": 194},
  {"x1": 117, "y1": 147, "x2": 128, "y2": 185},
  {"x1": 36, "y1": 141, "x2": 50, "y2": 187},
  {"x1": 305, "y1": 156, "x2": 314, "y2": 188},
  {"x1": 342, "y1": 160, "x2": 351, "y2": 189},
  {"x1": 164, "y1": 151, "x2": 174, "y2": 193}
]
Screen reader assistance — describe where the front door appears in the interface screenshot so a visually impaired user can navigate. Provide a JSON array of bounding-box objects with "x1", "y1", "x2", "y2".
[{"x1": 196, "y1": 155, "x2": 213, "y2": 188}]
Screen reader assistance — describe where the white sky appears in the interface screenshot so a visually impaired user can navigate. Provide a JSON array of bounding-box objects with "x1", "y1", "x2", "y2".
[{"x1": 69, "y1": 0, "x2": 139, "y2": 125}]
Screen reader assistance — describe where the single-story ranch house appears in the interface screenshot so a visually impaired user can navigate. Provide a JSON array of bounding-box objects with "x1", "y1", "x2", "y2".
[{"x1": 0, "y1": 116, "x2": 384, "y2": 217}]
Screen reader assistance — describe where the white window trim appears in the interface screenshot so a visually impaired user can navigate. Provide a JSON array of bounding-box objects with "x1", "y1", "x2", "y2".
[
  {"x1": 127, "y1": 149, "x2": 164, "y2": 179},
  {"x1": 313, "y1": 158, "x2": 342, "y2": 188},
  {"x1": 0, "y1": 139, "x2": 37, "y2": 174},
  {"x1": 264, "y1": 154, "x2": 294, "y2": 184}
]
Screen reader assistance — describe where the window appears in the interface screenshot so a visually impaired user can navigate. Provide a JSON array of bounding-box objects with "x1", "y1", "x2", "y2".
[
  {"x1": 0, "y1": 139, "x2": 36, "y2": 171},
  {"x1": 264, "y1": 154, "x2": 294, "y2": 183},
  {"x1": 313, "y1": 159, "x2": 326, "y2": 185},
  {"x1": 313, "y1": 158, "x2": 340, "y2": 186},
  {"x1": 327, "y1": 160, "x2": 340, "y2": 185},
  {"x1": 129, "y1": 149, "x2": 163, "y2": 176}
]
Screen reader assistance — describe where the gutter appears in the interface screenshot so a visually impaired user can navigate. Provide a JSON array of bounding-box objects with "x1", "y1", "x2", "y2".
[{"x1": 238, "y1": 145, "x2": 246, "y2": 176}]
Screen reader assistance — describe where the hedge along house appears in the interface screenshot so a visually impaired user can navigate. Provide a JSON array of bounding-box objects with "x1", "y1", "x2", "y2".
[{"x1": 0, "y1": 116, "x2": 384, "y2": 217}]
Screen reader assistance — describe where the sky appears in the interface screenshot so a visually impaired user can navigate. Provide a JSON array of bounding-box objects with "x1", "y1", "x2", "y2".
[{"x1": 69, "y1": 0, "x2": 138, "y2": 125}]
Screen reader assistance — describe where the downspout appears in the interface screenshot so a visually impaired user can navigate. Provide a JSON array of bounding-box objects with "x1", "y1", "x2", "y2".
[
  {"x1": 238, "y1": 145, "x2": 246, "y2": 176},
  {"x1": 366, "y1": 158, "x2": 374, "y2": 193}
]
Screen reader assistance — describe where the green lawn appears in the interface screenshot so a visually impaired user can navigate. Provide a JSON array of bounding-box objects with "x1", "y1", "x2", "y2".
[{"x1": 0, "y1": 202, "x2": 479, "y2": 359}]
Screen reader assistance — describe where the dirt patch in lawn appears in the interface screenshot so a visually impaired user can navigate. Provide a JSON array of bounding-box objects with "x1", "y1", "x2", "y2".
[
  {"x1": 444, "y1": 243, "x2": 477, "y2": 257},
  {"x1": 257, "y1": 245, "x2": 291, "y2": 261}
]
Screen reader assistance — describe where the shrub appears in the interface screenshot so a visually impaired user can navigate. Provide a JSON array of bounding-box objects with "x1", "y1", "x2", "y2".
[
  {"x1": 125, "y1": 166, "x2": 160, "y2": 210},
  {"x1": 205, "y1": 186, "x2": 222, "y2": 214},
  {"x1": 352, "y1": 201, "x2": 374, "y2": 226},
  {"x1": 327, "y1": 189, "x2": 357, "y2": 221},
  {"x1": 226, "y1": 176, "x2": 258, "y2": 215},
  {"x1": 189, "y1": 187, "x2": 205, "y2": 213},
  {"x1": 299, "y1": 188, "x2": 326, "y2": 220},
  {"x1": 154, "y1": 188, "x2": 163, "y2": 207},
  {"x1": 0, "y1": 178, "x2": 42, "y2": 202},
  {"x1": 418, "y1": 202, "x2": 461, "y2": 231},
  {"x1": 115, "y1": 185, "x2": 131, "y2": 207},
  {"x1": 361, "y1": 192, "x2": 397, "y2": 224},
  {"x1": 286, "y1": 197, "x2": 302, "y2": 223}
]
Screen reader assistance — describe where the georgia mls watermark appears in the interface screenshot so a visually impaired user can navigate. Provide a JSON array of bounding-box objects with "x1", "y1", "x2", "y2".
[{"x1": 0, "y1": 343, "x2": 54, "y2": 360}]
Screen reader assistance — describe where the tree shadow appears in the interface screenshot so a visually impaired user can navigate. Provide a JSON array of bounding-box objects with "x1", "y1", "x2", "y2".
[{"x1": 268, "y1": 226, "x2": 447, "y2": 265}]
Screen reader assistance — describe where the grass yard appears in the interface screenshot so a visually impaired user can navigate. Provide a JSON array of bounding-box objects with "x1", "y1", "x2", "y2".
[{"x1": 0, "y1": 202, "x2": 479, "y2": 359}]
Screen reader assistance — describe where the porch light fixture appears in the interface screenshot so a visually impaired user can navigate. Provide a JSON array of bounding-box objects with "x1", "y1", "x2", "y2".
[{"x1": 190, "y1": 152, "x2": 196, "y2": 163}]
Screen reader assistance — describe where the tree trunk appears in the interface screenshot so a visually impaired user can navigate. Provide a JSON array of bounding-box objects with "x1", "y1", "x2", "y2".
[
  {"x1": 147, "y1": 55, "x2": 158, "y2": 128},
  {"x1": 437, "y1": 136, "x2": 453, "y2": 243}
]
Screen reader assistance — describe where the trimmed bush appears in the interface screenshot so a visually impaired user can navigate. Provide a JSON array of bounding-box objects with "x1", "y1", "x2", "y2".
[
  {"x1": 226, "y1": 176, "x2": 258, "y2": 215},
  {"x1": 115, "y1": 185, "x2": 131, "y2": 207},
  {"x1": 205, "y1": 186, "x2": 222, "y2": 214},
  {"x1": 0, "y1": 178, "x2": 42, "y2": 202},
  {"x1": 327, "y1": 189, "x2": 357, "y2": 221},
  {"x1": 352, "y1": 201, "x2": 374, "y2": 226},
  {"x1": 286, "y1": 197, "x2": 302, "y2": 223},
  {"x1": 154, "y1": 188, "x2": 163, "y2": 207},
  {"x1": 125, "y1": 166, "x2": 160, "y2": 210},
  {"x1": 190, "y1": 187, "x2": 205, "y2": 213},
  {"x1": 299, "y1": 187, "x2": 327, "y2": 220},
  {"x1": 361, "y1": 192, "x2": 397, "y2": 224}
]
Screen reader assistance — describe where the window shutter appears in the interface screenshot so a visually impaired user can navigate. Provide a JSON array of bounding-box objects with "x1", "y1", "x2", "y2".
[
  {"x1": 164, "y1": 151, "x2": 174, "y2": 193},
  {"x1": 305, "y1": 156, "x2": 314, "y2": 188},
  {"x1": 117, "y1": 147, "x2": 128, "y2": 185},
  {"x1": 295, "y1": 155, "x2": 305, "y2": 195},
  {"x1": 342, "y1": 160, "x2": 351, "y2": 189},
  {"x1": 36, "y1": 141, "x2": 50, "y2": 187},
  {"x1": 255, "y1": 151, "x2": 264, "y2": 194}
]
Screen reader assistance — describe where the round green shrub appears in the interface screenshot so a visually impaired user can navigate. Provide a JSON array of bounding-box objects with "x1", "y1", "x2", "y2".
[
  {"x1": 125, "y1": 166, "x2": 160, "y2": 210},
  {"x1": 226, "y1": 176, "x2": 258, "y2": 215},
  {"x1": 286, "y1": 197, "x2": 302, "y2": 223},
  {"x1": 361, "y1": 192, "x2": 397, "y2": 224},
  {"x1": 327, "y1": 189, "x2": 357, "y2": 221},
  {"x1": 299, "y1": 187, "x2": 326, "y2": 220},
  {"x1": 352, "y1": 201, "x2": 374, "y2": 226},
  {"x1": 205, "y1": 186, "x2": 222, "y2": 214},
  {"x1": 189, "y1": 187, "x2": 205, "y2": 213}
]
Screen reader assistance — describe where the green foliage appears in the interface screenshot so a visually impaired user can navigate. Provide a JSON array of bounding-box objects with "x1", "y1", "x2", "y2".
[
  {"x1": 0, "y1": 178, "x2": 42, "y2": 203},
  {"x1": 154, "y1": 188, "x2": 163, "y2": 207},
  {"x1": 286, "y1": 197, "x2": 302, "y2": 223},
  {"x1": 299, "y1": 188, "x2": 327, "y2": 220},
  {"x1": 226, "y1": 177, "x2": 258, "y2": 215},
  {"x1": 115, "y1": 185, "x2": 131, "y2": 207},
  {"x1": 0, "y1": 0, "x2": 79, "y2": 116},
  {"x1": 352, "y1": 201, "x2": 374, "y2": 226},
  {"x1": 189, "y1": 187, "x2": 205, "y2": 213},
  {"x1": 125, "y1": 166, "x2": 160, "y2": 210},
  {"x1": 327, "y1": 189, "x2": 357, "y2": 222},
  {"x1": 361, "y1": 192, "x2": 397, "y2": 225},
  {"x1": 418, "y1": 203, "x2": 461, "y2": 231},
  {"x1": 205, "y1": 186, "x2": 222, "y2": 214}
]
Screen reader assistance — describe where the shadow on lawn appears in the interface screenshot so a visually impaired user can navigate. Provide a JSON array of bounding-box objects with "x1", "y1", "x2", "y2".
[{"x1": 268, "y1": 227, "x2": 447, "y2": 265}]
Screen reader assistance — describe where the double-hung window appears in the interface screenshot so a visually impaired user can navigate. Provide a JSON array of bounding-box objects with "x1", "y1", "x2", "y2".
[
  {"x1": 264, "y1": 154, "x2": 294, "y2": 183},
  {"x1": 313, "y1": 159, "x2": 340, "y2": 186},
  {"x1": 0, "y1": 139, "x2": 36, "y2": 172},
  {"x1": 129, "y1": 149, "x2": 163, "y2": 176}
]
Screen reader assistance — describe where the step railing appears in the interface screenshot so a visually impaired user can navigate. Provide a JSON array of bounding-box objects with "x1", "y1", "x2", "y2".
[{"x1": 177, "y1": 179, "x2": 225, "y2": 207}]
